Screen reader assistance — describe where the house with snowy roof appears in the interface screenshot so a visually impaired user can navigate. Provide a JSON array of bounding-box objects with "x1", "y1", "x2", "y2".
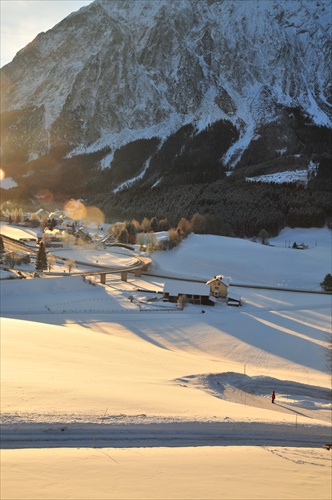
[
  {"x1": 101, "y1": 234, "x2": 116, "y2": 246},
  {"x1": 206, "y1": 275, "x2": 229, "y2": 298},
  {"x1": 163, "y1": 281, "x2": 216, "y2": 306},
  {"x1": 74, "y1": 227, "x2": 93, "y2": 243}
]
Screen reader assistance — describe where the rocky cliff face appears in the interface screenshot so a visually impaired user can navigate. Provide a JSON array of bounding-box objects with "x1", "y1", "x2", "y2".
[{"x1": 1, "y1": 0, "x2": 331, "y2": 198}]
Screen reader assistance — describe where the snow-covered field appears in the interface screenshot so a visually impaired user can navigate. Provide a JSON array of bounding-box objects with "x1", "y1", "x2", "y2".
[{"x1": 1, "y1": 224, "x2": 331, "y2": 499}]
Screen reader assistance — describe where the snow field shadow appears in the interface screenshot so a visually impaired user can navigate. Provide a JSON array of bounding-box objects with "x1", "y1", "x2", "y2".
[{"x1": 173, "y1": 372, "x2": 332, "y2": 422}]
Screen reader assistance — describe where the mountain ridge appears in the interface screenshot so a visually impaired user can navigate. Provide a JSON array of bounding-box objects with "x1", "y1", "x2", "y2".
[{"x1": 0, "y1": 0, "x2": 331, "y2": 208}]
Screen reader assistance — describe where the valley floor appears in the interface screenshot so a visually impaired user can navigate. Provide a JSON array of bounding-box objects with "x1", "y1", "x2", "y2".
[{"x1": 1, "y1": 227, "x2": 331, "y2": 499}]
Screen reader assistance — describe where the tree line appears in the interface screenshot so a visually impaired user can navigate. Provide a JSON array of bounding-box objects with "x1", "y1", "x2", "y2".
[{"x1": 91, "y1": 179, "x2": 331, "y2": 239}]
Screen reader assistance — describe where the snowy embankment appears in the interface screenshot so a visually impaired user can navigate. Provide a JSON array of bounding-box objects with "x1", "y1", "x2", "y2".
[
  {"x1": 1, "y1": 225, "x2": 331, "y2": 499},
  {"x1": 150, "y1": 227, "x2": 332, "y2": 290}
]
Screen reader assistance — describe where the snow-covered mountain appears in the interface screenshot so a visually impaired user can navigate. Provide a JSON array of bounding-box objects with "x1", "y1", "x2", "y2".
[{"x1": 1, "y1": 0, "x2": 331, "y2": 197}]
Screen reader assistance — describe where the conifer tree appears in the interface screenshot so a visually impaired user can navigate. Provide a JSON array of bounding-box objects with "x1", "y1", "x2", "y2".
[
  {"x1": 0, "y1": 235, "x2": 5, "y2": 264},
  {"x1": 35, "y1": 242, "x2": 48, "y2": 271},
  {"x1": 320, "y1": 273, "x2": 332, "y2": 292},
  {"x1": 125, "y1": 222, "x2": 137, "y2": 244},
  {"x1": 150, "y1": 217, "x2": 159, "y2": 233}
]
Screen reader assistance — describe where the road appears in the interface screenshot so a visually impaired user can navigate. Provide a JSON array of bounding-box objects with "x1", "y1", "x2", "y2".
[
  {"x1": 2, "y1": 234, "x2": 330, "y2": 294},
  {"x1": 1, "y1": 234, "x2": 151, "y2": 278},
  {"x1": 1, "y1": 417, "x2": 330, "y2": 450}
]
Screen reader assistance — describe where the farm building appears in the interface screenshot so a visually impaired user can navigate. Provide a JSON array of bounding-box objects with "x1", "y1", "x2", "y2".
[
  {"x1": 163, "y1": 281, "x2": 216, "y2": 306},
  {"x1": 74, "y1": 228, "x2": 93, "y2": 243},
  {"x1": 206, "y1": 275, "x2": 228, "y2": 298},
  {"x1": 227, "y1": 292, "x2": 243, "y2": 307},
  {"x1": 101, "y1": 234, "x2": 116, "y2": 246}
]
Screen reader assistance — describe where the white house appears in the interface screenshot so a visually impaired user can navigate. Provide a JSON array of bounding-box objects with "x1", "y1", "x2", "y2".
[{"x1": 206, "y1": 275, "x2": 229, "y2": 298}]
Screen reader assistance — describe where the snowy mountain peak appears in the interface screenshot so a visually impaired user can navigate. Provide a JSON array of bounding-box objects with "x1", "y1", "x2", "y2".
[{"x1": 0, "y1": 0, "x2": 331, "y2": 197}]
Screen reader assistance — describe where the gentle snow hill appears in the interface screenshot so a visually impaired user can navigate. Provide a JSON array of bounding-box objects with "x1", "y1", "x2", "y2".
[
  {"x1": 0, "y1": 275, "x2": 136, "y2": 315},
  {"x1": 1, "y1": 227, "x2": 331, "y2": 500},
  {"x1": 151, "y1": 227, "x2": 332, "y2": 290}
]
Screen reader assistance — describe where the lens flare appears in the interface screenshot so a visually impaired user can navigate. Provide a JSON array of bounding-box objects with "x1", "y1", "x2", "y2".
[
  {"x1": 35, "y1": 189, "x2": 54, "y2": 203},
  {"x1": 84, "y1": 206, "x2": 105, "y2": 226},
  {"x1": 64, "y1": 199, "x2": 87, "y2": 221}
]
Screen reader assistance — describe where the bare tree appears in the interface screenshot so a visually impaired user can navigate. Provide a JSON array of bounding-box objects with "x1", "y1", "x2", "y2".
[
  {"x1": 63, "y1": 233, "x2": 75, "y2": 248},
  {"x1": 258, "y1": 229, "x2": 269, "y2": 245},
  {"x1": 4, "y1": 252, "x2": 17, "y2": 269},
  {"x1": 42, "y1": 233, "x2": 51, "y2": 246},
  {"x1": 118, "y1": 228, "x2": 129, "y2": 244},
  {"x1": 0, "y1": 235, "x2": 4, "y2": 254},
  {"x1": 177, "y1": 294, "x2": 186, "y2": 310},
  {"x1": 141, "y1": 217, "x2": 151, "y2": 233},
  {"x1": 65, "y1": 259, "x2": 76, "y2": 273},
  {"x1": 159, "y1": 218, "x2": 170, "y2": 231},
  {"x1": 168, "y1": 228, "x2": 180, "y2": 249},
  {"x1": 47, "y1": 255, "x2": 56, "y2": 272},
  {"x1": 191, "y1": 213, "x2": 207, "y2": 234},
  {"x1": 146, "y1": 234, "x2": 157, "y2": 254},
  {"x1": 177, "y1": 217, "x2": 192, "y2": 238},
  {"x1": 136, "y1": 232, "x2": 147, "y2": 250}
]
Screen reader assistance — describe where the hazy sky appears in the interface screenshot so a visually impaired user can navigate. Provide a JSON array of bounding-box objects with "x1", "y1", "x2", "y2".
[{"x1": 0, "y1": 0, "x2": 94, "y2": 67}]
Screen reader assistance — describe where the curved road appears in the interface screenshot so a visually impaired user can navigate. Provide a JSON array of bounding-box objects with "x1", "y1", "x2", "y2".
[
  {"x1": 1, "y1": 234, "x2": 151, "y2": 278},
  {"x1": 2, "y1": 234, "x2": 330, "y2": 294}
]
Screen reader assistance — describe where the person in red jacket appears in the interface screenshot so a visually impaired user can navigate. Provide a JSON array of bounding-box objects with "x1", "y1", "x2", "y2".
[{"x1": 271, "y1": 391, "x2": 276, "y2": 404}]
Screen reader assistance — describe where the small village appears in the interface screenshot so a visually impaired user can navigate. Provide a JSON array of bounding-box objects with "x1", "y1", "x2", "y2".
[{"x1": 0, "y1": 205, "x2": 243, "y2": 310}]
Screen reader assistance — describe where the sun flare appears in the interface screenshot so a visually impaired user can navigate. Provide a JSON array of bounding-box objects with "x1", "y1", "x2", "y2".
[{"x1": 64, "y1": 199, "x2": 87, "y2": 221}]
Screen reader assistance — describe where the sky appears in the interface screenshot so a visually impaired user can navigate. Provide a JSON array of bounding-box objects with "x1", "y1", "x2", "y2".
[{"x1": 0, "y1": 0, "x2": 94, "y2": 67}]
